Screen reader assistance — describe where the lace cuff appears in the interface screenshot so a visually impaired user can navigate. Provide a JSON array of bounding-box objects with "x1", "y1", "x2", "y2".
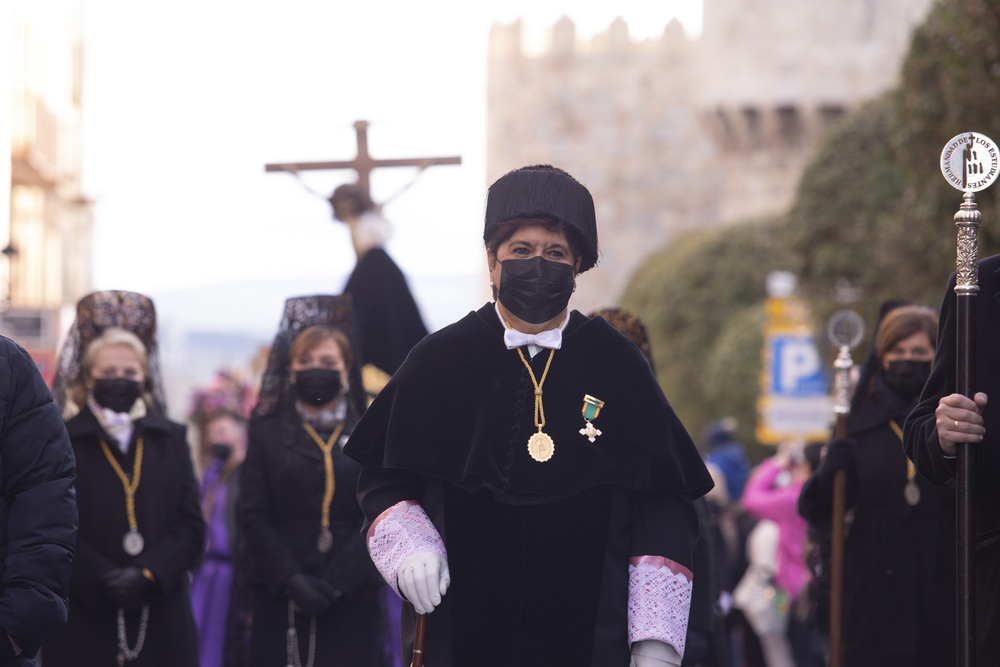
[
  {"x1": 366, "y1": 500, "x2": 447, "y2": 596},
  {"x1": 628, "y1": 555, "x2": 693, "y2": 657}
]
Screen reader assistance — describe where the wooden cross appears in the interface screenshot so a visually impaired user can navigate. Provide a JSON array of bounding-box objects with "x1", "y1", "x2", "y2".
[{"x1": 264, "y1": 120, "x2": 461, "y2": 204}]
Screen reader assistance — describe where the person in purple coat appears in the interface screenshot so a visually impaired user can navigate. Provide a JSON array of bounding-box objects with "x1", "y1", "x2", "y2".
[{"x1": 188, "y1": 371, "x2": 254, "y2": 667}]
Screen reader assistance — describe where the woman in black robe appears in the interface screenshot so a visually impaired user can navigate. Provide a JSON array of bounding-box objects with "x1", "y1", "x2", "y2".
[
  {"x1": 238, "y1": 295, "x2": 386, "y2": 667},
  {"x1": 798, "y1": 304, "x2": 955, "y2": 666},
  {"x1": 345, "y1": 165, "x2": 714, "y2": 667},
  {"x1": 43, "y1": 291, "x2": 204, "y2": 667}
]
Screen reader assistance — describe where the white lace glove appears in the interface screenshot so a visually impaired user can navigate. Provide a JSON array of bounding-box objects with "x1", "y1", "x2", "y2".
[
  {"x1": 630, "y1": 640, "x2": 682, "y2": 667},
  {"x1": 397, "y1": 551, "x2": 450, "y2": 614}
]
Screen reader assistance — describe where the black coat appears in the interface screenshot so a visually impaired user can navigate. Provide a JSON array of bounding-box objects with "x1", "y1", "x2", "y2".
[
  {"x1": 346, "y1": 304, "x2": 714, "y2": 667},
  {"x1": 904, "y1": 254, "x2": 1000, "y2": 663},
  {"x1": 0, "y1": 337, "x2": 77, "y2": 665},
  {"x1": 42, "y1": 407, "x2": 204, "y2": 667},
  {"x1": 239, "y1": 405, "x2": 385, "y2": 667},
  {"x1": 801, "y1": 381, "x2": 955, "y2": 666}
]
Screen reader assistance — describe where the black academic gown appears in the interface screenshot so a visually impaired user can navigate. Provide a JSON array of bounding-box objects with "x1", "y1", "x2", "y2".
[
  {"x1": 903, "y1": 254, "x2": 1000, "y2": 664},
  {"x1": 43, "y1": 408, "x2": 204, "y2": 667},
  {"x1": 239, "y1": 404, "x2": 386, "y2": 667},
  {"x1": 800, "y1": 380, "x2": 955, "y2": 666},
  {"x1": 346, "y1": 303, "x2": 714, "y2": 667}
]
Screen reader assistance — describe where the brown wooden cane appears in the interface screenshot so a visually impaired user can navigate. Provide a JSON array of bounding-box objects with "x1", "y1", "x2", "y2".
[
  {"x1": 410, "y1": 614, "x2": 427, "y2": 667},
  {"x1": 828, "y1": 414, "x2": 848, "y2": 667}
]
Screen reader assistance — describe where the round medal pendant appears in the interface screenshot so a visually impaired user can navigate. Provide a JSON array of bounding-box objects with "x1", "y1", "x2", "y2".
[
  {"x1": 527, "y1": 431, "x2": 555, "y2": 462},
  {"x1": 123, "y1": 529, "x2": 144, "y2": 556},
  {"x1": 904, "y1": 480, "x2": 921, "y2": 506},
  {"x1": 317, "y1": 527, "x2": 333, "y2": 553}
]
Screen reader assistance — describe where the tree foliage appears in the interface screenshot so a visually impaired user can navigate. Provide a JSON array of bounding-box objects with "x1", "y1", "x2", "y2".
[
  {"x1": 793, "y1": 0, "x2": 1000, "y2": 341},
  {"x1": 621, "y1": 0, "x2": 1000, "y2": 458},
  {"x1": 620, "y1": 220, "x2": 794, "y2": 451}
]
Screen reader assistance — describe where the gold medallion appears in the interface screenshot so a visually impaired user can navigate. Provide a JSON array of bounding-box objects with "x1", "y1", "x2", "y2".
[
  {"x1": 904, "y1": 479, "x2": 921, "y2": 506},
  {"x1": 303, "y1": 421, "x2": 345, "y2": 558},
  {"x1": 527, "y1": 431, "x2": 555, "y2": 462}
]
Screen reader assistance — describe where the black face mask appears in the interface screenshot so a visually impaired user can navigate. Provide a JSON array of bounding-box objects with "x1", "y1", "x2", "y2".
[
  {"x1": 92, "y1": 378, "x2": 142, "y2": 413},
  {"x1": 209, "y1": 443, "x2": 233, "y2": 461},
  {"x1": 884, "y1": 360, "x2": 932, "y2": 401},
  {"x1": 497, "y1": 257, "x2": 575, "y2": 324},
  {"x1": 293, "y1": 368, "x2": 343, "y2": 407}
]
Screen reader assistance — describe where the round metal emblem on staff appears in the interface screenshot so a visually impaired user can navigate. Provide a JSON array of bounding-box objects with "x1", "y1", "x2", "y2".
[{"x1": 940, "y1": 132, "x2": 1000, "y2": 193}]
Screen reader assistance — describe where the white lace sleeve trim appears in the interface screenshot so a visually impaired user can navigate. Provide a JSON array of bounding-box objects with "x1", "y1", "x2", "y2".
[
  {"x1": 628, "y1": 555, "x2": 693, "y2": 658},
  {"x1": 366, "y1": 500, "x2": 447, "y2": 596}
]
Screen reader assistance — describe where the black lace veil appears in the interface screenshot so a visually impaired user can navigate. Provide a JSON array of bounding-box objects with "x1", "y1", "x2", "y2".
[
  {"x1": 51, "y1": 290, "x2": 168, "y2": 418},
  {"x1": 252, "y1": 294, "x2": 367, "y2": 419}
]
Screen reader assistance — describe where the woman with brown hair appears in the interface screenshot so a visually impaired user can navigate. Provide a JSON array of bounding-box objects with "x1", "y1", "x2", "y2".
[
  {"x1": 238, "y1": 295, "x2": 385, "y2": 666},
  {"x1": 798, "y1": 304, "x2": 955, "y2": 666}
]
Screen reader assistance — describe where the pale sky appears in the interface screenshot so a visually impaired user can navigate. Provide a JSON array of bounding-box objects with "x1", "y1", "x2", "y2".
[
  {"x1": 82, "y1": 1, "x2": 701, "y2": 291},
  {"x1": 78, "y1": 0, "x2": 704, "y2": 408}
]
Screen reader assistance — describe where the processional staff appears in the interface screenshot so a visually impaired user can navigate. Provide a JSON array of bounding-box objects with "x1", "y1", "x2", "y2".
[
  {"x1": 939, "y1": 131, "x2": 999, "y2": 667},
  {"x1": 825, "y1": 309, "x2": 864, "y2": 667}
]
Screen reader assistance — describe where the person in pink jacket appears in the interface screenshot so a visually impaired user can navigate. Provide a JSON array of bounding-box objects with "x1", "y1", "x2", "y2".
[
  {"x1": 742, "y1": 444, "x2": 825, "y2": 667},
  {"x1": 742, "y1": 449, "x2": 811, "y2": 601}
]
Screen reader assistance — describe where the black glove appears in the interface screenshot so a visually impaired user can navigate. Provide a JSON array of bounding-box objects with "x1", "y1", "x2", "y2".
[
  {"x1": 311, "y1": 578, "x2": 343, "y2": 607},
  {"x1": 283, "y1": 573, "x2": 333, "y2": 616},
  {"x1": 103, "y1": 567, "x2": 149, "y2": 609},
  {"x1": 0, "y1": 633, "x2": 17, "y2": 663},
  {"x1": 823, "y1": 438, "x2": 854, "y2": 472}
]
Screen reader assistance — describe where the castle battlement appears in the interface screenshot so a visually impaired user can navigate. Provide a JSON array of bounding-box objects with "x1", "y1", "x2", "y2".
[
  {"x1": 487, "y1": 0, "x2": 933, "y2": 312},
  {"x1": 490, "y1": 15, "x2": 693, "y2": 61}
]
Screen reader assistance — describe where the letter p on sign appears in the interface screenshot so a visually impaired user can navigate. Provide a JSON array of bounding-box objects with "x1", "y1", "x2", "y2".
[{"x1": 772, "y1": 336, "x2": 826, "y2": 395}]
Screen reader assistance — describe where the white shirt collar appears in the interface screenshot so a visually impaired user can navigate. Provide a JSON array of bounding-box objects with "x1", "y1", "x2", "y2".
[{"x1": 494, "y1": 302, "x2": 569, "y2": 358}]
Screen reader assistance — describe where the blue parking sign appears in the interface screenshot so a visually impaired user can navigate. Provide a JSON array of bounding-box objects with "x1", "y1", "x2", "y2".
[{"x1": 770, "y1": 335, "x2": 829, "y2": 395}]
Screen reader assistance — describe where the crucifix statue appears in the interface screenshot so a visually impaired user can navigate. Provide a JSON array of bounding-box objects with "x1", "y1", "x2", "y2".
[
  {"x1": 264, "y1": 120, "x2": 462, "y2": 378},
  {"x1": 266, "y1": 119, "x2": 460, "y2": 217},
  {"x1": 266, "y1": 119, "x2": 461, "y2": 257}
]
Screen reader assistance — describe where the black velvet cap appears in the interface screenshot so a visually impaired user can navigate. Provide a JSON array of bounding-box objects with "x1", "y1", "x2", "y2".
[{"x1": 484, "y1": 165, "x2": 599, "y2": 273}]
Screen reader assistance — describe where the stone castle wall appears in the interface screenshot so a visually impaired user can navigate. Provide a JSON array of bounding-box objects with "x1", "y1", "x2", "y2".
[{"x1": 486, "y1": 0, "x2": 933, "y2": 312}]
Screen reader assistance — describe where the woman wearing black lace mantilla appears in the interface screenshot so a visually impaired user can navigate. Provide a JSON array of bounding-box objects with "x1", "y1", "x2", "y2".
[
  {"x1": 43, "y1": 291, "x2": 204, "y2": 667},
  {"x1": 345, "y1": 165, "x2": 714, "y2": 666},
  {"x1": 238, "y1": 295, "x2": 386, "y2": 666}
]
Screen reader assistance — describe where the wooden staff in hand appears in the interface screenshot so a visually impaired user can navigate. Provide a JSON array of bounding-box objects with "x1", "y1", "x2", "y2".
[
  {"x1": 410, "y1": 614, "x2": 427, "y2": 667},
  {"x1": 826, "y1": 310, "x2": 864, "y2": 667}
]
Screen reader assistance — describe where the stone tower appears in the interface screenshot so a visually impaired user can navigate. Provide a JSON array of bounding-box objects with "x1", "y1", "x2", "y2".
[{"x1": 486, "y1": 0, "x2": 933, "y2": 312}]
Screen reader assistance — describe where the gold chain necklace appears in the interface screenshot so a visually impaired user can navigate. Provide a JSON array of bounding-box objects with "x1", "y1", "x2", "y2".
[
  {"x1": 516, "y1": 348, "x2": 556, "y2": 462},
  {"x1": 302, "y1": 421, "x2": 345, "y2": 553},
  {"x1": 100, "y1": 437, "x2": 146, "y2": 555},
  {"x1": 890, "y1": 419, "x2": 920, "y2": 506}
]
